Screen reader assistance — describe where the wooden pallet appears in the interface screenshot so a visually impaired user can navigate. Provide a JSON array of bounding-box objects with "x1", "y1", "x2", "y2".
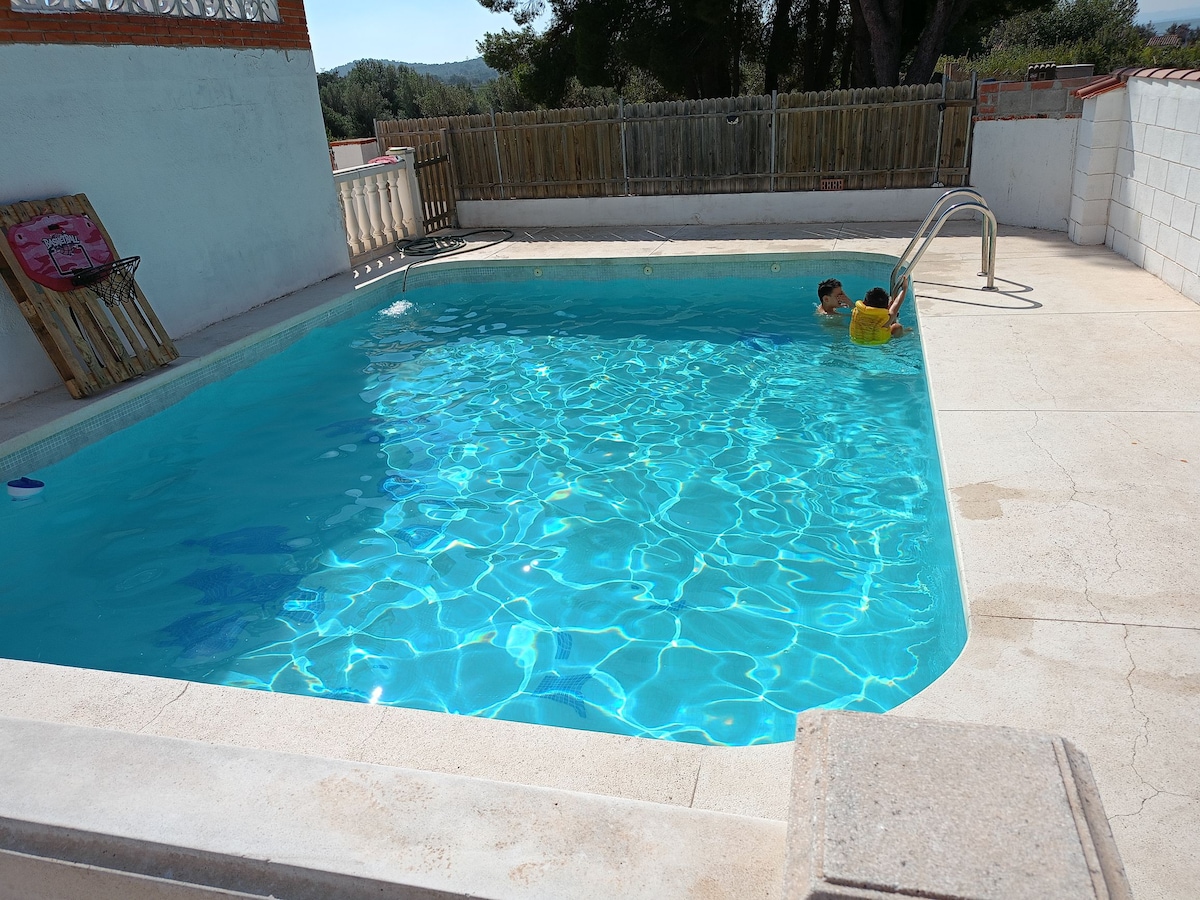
[{"x1": 0, "y1": 193, "x2": 178, "y2": 399}]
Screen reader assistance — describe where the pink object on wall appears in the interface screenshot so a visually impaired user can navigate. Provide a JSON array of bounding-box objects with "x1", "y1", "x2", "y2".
[{"x1": 4, "y1": 213, "x2": 115, "y2": 292}]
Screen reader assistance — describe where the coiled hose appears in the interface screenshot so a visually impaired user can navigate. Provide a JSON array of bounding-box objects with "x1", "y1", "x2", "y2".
[
  {"x1": 396, "y1": 228, "x2": 515, "y2": 291},
  {"x1": 395, "y1": 228, "x2": 514, "y2": 258}
]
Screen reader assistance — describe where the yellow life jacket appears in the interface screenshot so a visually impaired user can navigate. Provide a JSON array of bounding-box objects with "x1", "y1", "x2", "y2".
[{"x1": 849, "y1": 301, "x2": 893, "y2": 346}]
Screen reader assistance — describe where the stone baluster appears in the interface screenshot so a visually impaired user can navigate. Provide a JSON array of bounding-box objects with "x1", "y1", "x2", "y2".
[
  {"x1": 333, "y1": 160, "x2": 419, "y2": 261},
  {"x1": 362, "y1": 173, "x2": 385, "y2": 251},
  {"x1": 337, "y1": 178, "x2": 363, "y2": 258},
  {"x1": 387, "y1": 167, "x2": 408, "y2": 240},
  {"x1": 350, "y1": 178, "x2": 371, "y2": 255}
]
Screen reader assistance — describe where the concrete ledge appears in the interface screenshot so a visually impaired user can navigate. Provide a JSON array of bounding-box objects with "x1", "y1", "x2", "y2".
[
  {"x1": 0, "y1": 716, "x2": 786, "y2": 900},
  {"x1": 457, "y1": 189, "x2": 953, "y2": 229},
  {"x1": 783, "y1": 710, "x2": 1132, "y2": 900}
]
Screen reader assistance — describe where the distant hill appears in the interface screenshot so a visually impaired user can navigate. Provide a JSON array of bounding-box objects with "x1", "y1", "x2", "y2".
[
  {"x1": 327, "y1": 57, "x2": 499, "y2": 84},
  {"x1": 1138, "y1": 6, "x2": 1200, "y2": 30}
]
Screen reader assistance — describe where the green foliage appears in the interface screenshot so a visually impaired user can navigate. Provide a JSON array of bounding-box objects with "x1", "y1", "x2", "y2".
[
  {"x1": 475, "y1": 0, "x2": 1076, "y2": 97},
  {"x1": 329, "y1": 58, "x2": 499, "y2": 83},
  {"x1": 942, "y1": 0, "x2": 1154, "y2": 78},
  {"x1": 987, "y1": 0, "x2": 1137, "y2": 48},
  {"x1": 1136, "y1": 42, "x2": 1200, "y2": 67},
  {"x1": 318, "y1": 60, "x2": 538, "y2": 139},
  {"x1": 480, "y1": 1, "x2": 769, "y2": 104}
]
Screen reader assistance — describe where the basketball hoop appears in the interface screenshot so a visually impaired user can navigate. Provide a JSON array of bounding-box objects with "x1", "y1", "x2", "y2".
[{"x1": 70, "y1": 255, "x2": 140, "y2": 308}]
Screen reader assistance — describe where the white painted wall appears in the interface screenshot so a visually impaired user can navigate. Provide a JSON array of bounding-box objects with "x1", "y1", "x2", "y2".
[
  {"x1": 970, "y1": 118, "x2": 1079, "y2": 232},
  {"x1": 0, "y1": 43, "x2": 348, "y2": 405},
  {"x1": 1104, "y1": 78, "x2": 1200, "y2": 302},
  {"x1": 331, "y1": 139, "x2": 380, "y2": 171},
  {"x1": 458, "y1": 188, "x2": 959, "y2": 228}
]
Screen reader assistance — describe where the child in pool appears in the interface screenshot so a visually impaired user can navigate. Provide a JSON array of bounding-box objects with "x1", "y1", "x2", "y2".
[
  {"x1": 816, "y1": 278, "x2": 852, "y2": 316},
  {"x1": 849, "y1": 277, "x2": 908, "y2": 345}
]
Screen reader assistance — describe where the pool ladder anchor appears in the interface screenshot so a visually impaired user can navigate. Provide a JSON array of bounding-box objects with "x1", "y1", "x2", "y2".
[{"x1": 892, "y1": 188, "x2": 998, "y2": 296}]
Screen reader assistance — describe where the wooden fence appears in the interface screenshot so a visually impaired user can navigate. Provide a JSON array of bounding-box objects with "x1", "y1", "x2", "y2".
[{"x1": 376, "y1": 81, "x2": 975, "y2": 203}]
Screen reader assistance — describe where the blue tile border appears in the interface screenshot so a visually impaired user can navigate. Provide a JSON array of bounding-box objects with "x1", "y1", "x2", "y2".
[
  {"x1": 401, "y1": 250, "x2": 899, "y2": 292},
  {"x1": 1, "y1": 250, "x2": 900, "y2": 480},
  {"x1": 0, "y1": 279, "x2": 394, "y2": 481}
]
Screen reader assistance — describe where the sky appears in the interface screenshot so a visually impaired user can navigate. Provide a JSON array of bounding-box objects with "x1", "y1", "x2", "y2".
[
  {"x1": 304, "y1": 0, "x2": 547, "y2": 72},
  {"x1": 301, "y1": 0, "x2": 1200, "y2": 73}
]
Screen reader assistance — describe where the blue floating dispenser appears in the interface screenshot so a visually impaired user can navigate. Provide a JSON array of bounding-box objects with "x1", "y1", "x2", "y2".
[{"x1": 7, "y1": 477, "x2": 45, "y2": 500}]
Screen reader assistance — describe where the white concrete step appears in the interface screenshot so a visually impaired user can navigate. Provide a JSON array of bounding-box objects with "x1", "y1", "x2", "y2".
[{"x1": 0, "y1": 715, "x2": 786, "y2": 900}]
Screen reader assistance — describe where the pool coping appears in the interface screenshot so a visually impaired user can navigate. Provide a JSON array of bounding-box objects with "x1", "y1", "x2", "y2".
[
  {"x1": 0, "y1": 223, "x2": 1195, "y2": 898},
  {"x1": 0, "y1": 242, "x2": 966, "y2": 758},
  {"x1": 0, "y1": 242, "x2": 935, "y2": 825}
]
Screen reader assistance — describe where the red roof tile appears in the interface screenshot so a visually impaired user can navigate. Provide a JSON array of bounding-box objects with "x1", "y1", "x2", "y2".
[{"x1": 1071, "y1": 66, "x2": 1200, "y2": 98}]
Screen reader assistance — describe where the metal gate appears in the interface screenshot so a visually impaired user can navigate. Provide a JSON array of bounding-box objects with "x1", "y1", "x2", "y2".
[{"x1": 413, "y1": 139, "x2": 457, "y2": 233}]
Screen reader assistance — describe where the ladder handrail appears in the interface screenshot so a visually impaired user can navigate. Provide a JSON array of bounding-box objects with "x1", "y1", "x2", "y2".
[
  {"x1": 896, "y1": 188, "x2": 992, "y2": 274},
  {"x1": 891, "y1": 193, "x2": 998, "y2": 295}
]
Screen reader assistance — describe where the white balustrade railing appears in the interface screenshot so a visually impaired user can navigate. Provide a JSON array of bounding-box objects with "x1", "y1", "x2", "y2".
[{"x1": 332, "y1": 149, "x2": 423, "y2": 262}]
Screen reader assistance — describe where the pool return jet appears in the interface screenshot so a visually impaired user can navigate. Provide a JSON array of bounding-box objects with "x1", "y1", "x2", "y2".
[{"x1": 891, "y1": 188, "x2": 998, "y2": 298}]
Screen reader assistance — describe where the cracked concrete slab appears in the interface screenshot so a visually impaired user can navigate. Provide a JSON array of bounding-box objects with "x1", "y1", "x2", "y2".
[
  {"x1": 922, "y1": 312, "x2": 1200, "y2": 411},
  {"x1": 934, "y1": 410, "x2": 1200, "y2": 628},
  {"x1": 907, "y1": 227, "x2": 1200, "y2": 899}
]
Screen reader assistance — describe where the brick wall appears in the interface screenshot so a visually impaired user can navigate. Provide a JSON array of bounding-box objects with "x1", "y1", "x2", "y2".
[
  {"x1": 976, "y1": 78, "x2": 1091, "y2": 121},
  {"x1": 0, "y1": 0, "x2": 310, "y2": 51}
]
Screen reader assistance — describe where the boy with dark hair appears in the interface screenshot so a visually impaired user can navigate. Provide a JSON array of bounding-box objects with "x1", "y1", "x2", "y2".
[
  {"x1": 849, "y1": 276, "x2": 908, "y2": 345},
  {"x1": 816, "y1": 278, "x2": 852, "y2": 316}
]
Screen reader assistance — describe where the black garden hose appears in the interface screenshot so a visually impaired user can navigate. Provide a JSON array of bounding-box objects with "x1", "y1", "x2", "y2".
[
  {"x1": 395, "y1": 228, "x2": 514, "y2": 257},
  {"x1": 397, "y1": 228, "x2": 515, "y2": 292}
]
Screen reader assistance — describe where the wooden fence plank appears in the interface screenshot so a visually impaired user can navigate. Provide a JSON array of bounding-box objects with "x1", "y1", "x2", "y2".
[{"x1": 371, "y1": 84, "x2": 974, "y2": 203}]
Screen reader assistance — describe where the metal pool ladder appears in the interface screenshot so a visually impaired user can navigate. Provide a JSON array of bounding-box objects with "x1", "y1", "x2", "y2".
[{"x1": 891, "y1": 188, "x2": 998, "y2": 295}]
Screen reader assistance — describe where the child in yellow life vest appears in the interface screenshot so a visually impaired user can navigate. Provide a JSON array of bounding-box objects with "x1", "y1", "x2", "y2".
[{"x1": 849, "y1": 276, "x2": 908, "y2": 345}]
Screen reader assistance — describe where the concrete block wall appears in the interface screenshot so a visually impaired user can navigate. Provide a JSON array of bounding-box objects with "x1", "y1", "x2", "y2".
[
  {"x1": 975, "y1": 77, "x2": 1089, "y2": 121},
  {"x1": 970, "y1": 78, "x2": 1090, "y2": 232},
  {"x1": 1068, "y1": 90, "x2": 1126, "y2": 245},
  {"x1": 1105, "y1": 78, "x2": 1200, "y2": 301},
  {"x1": 331, "y1": 138, "x2": 381, "y2": 171},
  {"x1": 971, "y1": 118, "x2": 1078, "y2": 231}
]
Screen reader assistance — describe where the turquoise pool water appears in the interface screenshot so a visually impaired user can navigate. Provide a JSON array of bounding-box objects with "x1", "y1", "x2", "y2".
[{"x1": 0, "y1": 264, "x2": 965, "y2": 745}]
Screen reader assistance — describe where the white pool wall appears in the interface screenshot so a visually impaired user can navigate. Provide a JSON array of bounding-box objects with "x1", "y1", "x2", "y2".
[{"x1": 457, "y1": 187, "x2": 953, "y2": 229}]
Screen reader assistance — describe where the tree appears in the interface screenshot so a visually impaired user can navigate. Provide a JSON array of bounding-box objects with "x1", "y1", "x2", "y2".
[
  {"x1": 477, "y1": 0, "x2": 1061, "y2": 98},
  {"x1": 943, "y1": 0, "x2": 1156, "y2": 79},
  {"x1": 764, "y1": 0, "x2": 849, "y2": 92},
  {"x1": 480, "y1": 1, "x2": 766, "y2": 104},
  {"x1": 1165, "y1": 22, "x2": 1196, "y2": 46}
]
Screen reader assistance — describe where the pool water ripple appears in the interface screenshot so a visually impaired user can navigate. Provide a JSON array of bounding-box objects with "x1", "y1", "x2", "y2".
[{"x1": 0, "y1": 272, "x2": 964, "y2": 745}]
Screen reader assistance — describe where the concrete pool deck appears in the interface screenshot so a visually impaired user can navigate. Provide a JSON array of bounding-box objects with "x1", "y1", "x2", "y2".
[{"x1": 0, "y1": 221, "x2": 1196, "y2": 898}]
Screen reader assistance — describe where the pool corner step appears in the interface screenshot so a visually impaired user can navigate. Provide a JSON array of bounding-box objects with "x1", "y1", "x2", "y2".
[{"x1": 783, "y1": 710, "x2": 1133, "y2": 900}]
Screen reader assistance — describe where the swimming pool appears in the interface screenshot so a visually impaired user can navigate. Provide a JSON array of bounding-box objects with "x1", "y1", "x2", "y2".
[{"x1": 0, "y1": 254, "x2": 965, "y2": 745}]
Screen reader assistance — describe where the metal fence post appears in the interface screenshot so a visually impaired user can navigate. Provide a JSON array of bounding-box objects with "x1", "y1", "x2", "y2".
[
  {"x1": 490, "y1": 109, "x2": 506, "y2": 200},
  {"x1": 770, "y1": 89, "x2": 778, "y2": 192},
  {"x1": 963, "y1": 71, "x2": 979, "y2": 188},
  {"x1": 619, "y1": 99, "x2": 630, "y2": 196},
  {"x1": 932, "y1": 75, "x2": 947, "y2": 188}
]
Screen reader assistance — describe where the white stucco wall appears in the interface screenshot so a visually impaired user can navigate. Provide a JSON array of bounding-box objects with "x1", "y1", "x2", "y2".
[
  {"x1": 0, "y1": 43, "x2": 348, "y2": 405},
  {"x1": 1105, "y1": 78, "x2": 1200, "y2": 303},
  {"x1": 970, "y1": 118, "x2": 1079, "y2": 232}
]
